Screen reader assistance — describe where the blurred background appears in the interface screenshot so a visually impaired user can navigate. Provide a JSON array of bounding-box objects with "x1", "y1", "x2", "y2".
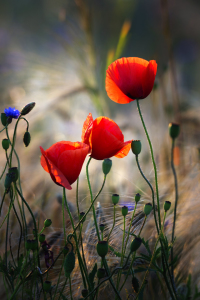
[{"x1": 1, "y1": 0, "x2": 200, "y2": 298}]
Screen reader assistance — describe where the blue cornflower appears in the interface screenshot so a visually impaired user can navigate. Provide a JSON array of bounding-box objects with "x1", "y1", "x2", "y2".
[{"x1": 4, "y1": 107, "x2": 20, "y2": 119}]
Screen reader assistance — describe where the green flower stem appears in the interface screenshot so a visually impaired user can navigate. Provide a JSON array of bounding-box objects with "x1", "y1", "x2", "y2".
[
  {"x1": 103, "y1": 258, "x2": 122, "y2": 300},
  {"x1": 63, "y1": 188, "x2": 90, "y2": 291},
  {"x1": 124, "y1": 203, "x2": 137, "y2": 255},
  {"x1": 86, "y1": 157, "x2": 100, "y2": 241},
  {"x1": 39, "y1": 227, "x2": 45, "y2": 235},
  {"x1": 116, "y1": 215, "x2": 126, "y2": 290},
  {"x1": 62, "y1": 191, "x2": 66, "y2": 244},
  {"x1": 69, "y1": 275, "x2": 73, "y2": 300},
  {"x1": 57, "y1": 278, "x2": 68, "y2": 300},
  {"x1": 12, "y1": 200, "x2": 22, "y2": 262},
  {"x1": 76, "y1": 177, "x2": 80, "y2": 217},
  {"x1": 73, "y1": 175, "x2": 106, "y2": 234},
  {"x1": 170, "y1": 138, "x2": 179, "y2": 279},
  {"x1": 9, "y1": 250, "x2": 30, "y2": 300},
  {"x1": 20, "y1": 117, "x2": 29, "y2": 131},
  {"x1": 5, "y1": 198, "x2": 11, "y2": 270},
  {"x1": 15, "y1": 185, "x2": 47, "y2": 300},
  {"x1": 0, "y1": 125, "x2": 7, "y2": 133},
  {"x1": 0, "y1": 191, "x2": 6, "y2": 216},
  {"x1": 9, "y1": 116, "x2": 21, "y2": 168},
  {"x1": 138, "y1": 215, "x2": 147, "y2": 237},
  {"x1": 3, "y1": 274, "x2": 9, "y2": 299},
  {"x1": 119, "y1": 251, "x2": 136, "y2": 292},
  {"x1": 107, "y1": 205, "x2": 116, "y2": 243},
  {"x1": 136, "y1": 99, "x2": 161, "y2": 229},
  {"x1": 0, "y1": 161, "x2": 8, "y2": 181},
  {"x1": 80, "y1": 224, "x2": 88, "y2": 281}
]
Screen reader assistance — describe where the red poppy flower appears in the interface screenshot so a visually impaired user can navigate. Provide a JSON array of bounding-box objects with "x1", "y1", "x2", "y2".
[
  {"x1": 106, "y1": 57, "x2": 157, "y2": 104},
  {"x1": 82, "y1": 113, "x2": 132, "y2": 160},
  {"x1": 40, "y1": 141, "x2": 89, "y2": 190}
]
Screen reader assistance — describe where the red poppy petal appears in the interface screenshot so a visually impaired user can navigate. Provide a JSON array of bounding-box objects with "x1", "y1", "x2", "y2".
[
  {"x1": 40, "y1": 146, "x2": 72, "y2": 190},
  {"x1": 142, "y1": 60, "x2": 157, "y2": 98},
  {"x1": 57, "y1": 142, "x2": 89, "y2": 184},
  {"x1": 114, "y1": 140, "x2": 132, "y2": 158},
  {"x1": 81, "y1": 113, "x2": 93, "y2": 148}
]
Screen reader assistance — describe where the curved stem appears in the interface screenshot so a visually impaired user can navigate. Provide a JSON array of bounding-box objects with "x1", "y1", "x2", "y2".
[
  {"x1": 170, "y1": 139, "x2": 178, "y2": 279},
  {"x1": 103, "y1": 258, "x2": 122, "y2": 300},
  {"x1": 116, "y1": 216, "x2": 126, "y2": 290},
  {"x1": 136, "y1": 99, "x2": 161, "y2": 229},
  {"x1": 107, "y1": 205, "x2": 116, "y2": 243},
  {"x1": 76, "y1": 177, "x2": 80, "y2": 216},
  {"x1": 86, "y1": 157, "x2": 100, "y2": 241},
  {"x1": 124, "y1": 203, "x2": 137, "y2": 255},
  {"x1": 138, "y1": 215, "x2": 147, "y2": 237}
]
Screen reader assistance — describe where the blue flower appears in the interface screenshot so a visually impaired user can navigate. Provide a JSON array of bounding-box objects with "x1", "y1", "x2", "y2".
[{"x1": 4, "y1": 107, "x2": 20, "y2": 119}]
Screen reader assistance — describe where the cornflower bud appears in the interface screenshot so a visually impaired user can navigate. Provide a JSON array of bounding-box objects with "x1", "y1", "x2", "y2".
[
  {"x1": 99, "y1": 224, "x2": 105, "y2": 233},
  {"x1": 23, "y1": 131, "x2": 31, "y2": 147},
  {"x1": 102, "y1": 159, "x2": 112, "y2": 175},
  {"x1": 169, "y1": 123, "x2": 180, "y2": 139},
  {"x1": 131, "y1": 140, "x2": 142, "y2": 155},
  {"x1": 21, "y1": 102, "x2": 35, "y2": 116},
  {"x1": 4, "y1": 173, "x2": 14, "y2": 189},
  {"x1": 130, "y1": 237, "x2": 142, "y2": 253},
  {"x1": 122, "y1": 205, "x2": 128, "y2": 217},
  {"x1": 96, "y1": 241, "x2": 108, "y2": 257},
  {"x1": 135, "y1": 193, "x2": 141, "y2": 204},
  {"x1": 2, "y1": 139, "x2": 9, "y2": 150},
  {"x1": 44, "y1": 219, "x2": 52, "y2": 228},
  {"x1": 144, "y1": 203, "x2": 152, "y2": 216},
  {"x1": 112, "y1": 194, "x2": 119, "y2": 205},
  {"x1": 1, "y1": 113, "x2": 12, "y2": 126},
  {"x1": 164, "y1": 201, "x2": 171, "y2": 212},
  {"x1": 64, "y1": 251, "x2": 75, "y2": 277}
]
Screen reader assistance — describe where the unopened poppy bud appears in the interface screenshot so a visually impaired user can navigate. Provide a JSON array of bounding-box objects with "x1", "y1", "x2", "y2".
[
  {"x1": 102, "y1": 159, "x2": 112, "y2": 175},
  {"x1": 4, "y1": 173, "x2": 14, "y2": 189},
  {"x1": 144, "y1": 203, "x2": 152, "y2": 216},
  {"x1": 131, "y1": 140, "x2": 142, "y2": 156},
  {"x1": 44, "y1": 219, "x2": 52, "y2": 228},
  {"x1": 99, "y1": 224, "x2": 105, "y2": 233},
  {"x1": 122, "y1": 205, "x2": 128, "y2": 217},
  {"x1": 97, "y1": 268, "x2": 105, "y2": 279},
  {"x1": 43, "y1": 281, "x2": 51, "y2": 292},
  {"x1": 79, "y1": 212, "x2": 86, "y2": 222},
  {"x1": 132, "y1": 276, "x2": 140, "y2": 293},
  {"x1": 1, "y1": 113, "x2": 12, "y2": 126},
  {"x1": 135, "y1": 193, "x2": 141, "y2": 204},
  {"x1": 164, "y1": 201, "x2": 171, "y2": 212},
  {"x1": 39, "y1": 234, "x2": 45, "y2": 243},
  {"x1": 21, "y1": 102, "x2": 35, "y2": 116},
  {"x1": 169, "y1": 123, "x2": 180, "y2": 139},
  {"x1": 130, "y1": 237, "x2": 142, "y2": 253},
  {"x1": 25, "y1": 239, "x2": 32, "y2": 251},
  {"x1": 63, "y1": 245, "x2": 69, "y2": 256},
  {"x1": 64, "y1": 251, "x2": 75, "y2": 277},
  {"x1": 82, "y1": 289, "x2": 88, "y2": 297},
  {"x1": 30, "y1": 239, "x2": 38, "y2": 251},
  {"x1": 8, "y1": 167, "x2": 18, "y2": 182},
  {"x1": 23, "y1": 131, "x2": 31, "y2": 147},
  {"x1": 112, "y1": 194, "x2": 119, "y2": 205},
  {"x1": 2, "y1": 139, "x2": 9, "y2": 150},
  {"x1": 96, "y1": 241, "x2": 108, "y2": 257}
]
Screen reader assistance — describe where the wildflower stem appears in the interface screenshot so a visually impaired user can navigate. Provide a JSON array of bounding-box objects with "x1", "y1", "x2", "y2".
[
  {"x1": 69, "y1": 275, "x2": 73, "y2": 300},
  {"x1": 86, "y1": 157, "x2": 100, "y2": 241},
  {"x1": 52, "y1": 258, "x2": 64, "y2": 300},
  {"x1": 62, "y1": 190, "x2": 66, "y2": 244},
  {"x1": 58, "y1": 278, "x2": 68, "y2": 300},
  {"x1": 136, "y1": 99, "x2": 161, "y2": 229},
  {"x1": 76, "y1": 177, "x2": 80, "y2": 216},
  {"x1": 107, "y1": 205, "x2": 116, "y2": 243},
  {"x1": 116, "y1": 215, "x2": 126, "y2": 290},
  {"x1": 138, "y1": 215, "x2": 147, "y2": 237},
  {"x1": 103, "y1": 258, "x2": 122, "y2": 300},
  {"x1": 0, "y1": 191, "x2": 6, "y2": 216},
  {"x1": 124, "y1": 203, "x2": 137, "y2": 255},
  {"x1": 170, "y1": 138, "x2": 179, "y2": 280}
]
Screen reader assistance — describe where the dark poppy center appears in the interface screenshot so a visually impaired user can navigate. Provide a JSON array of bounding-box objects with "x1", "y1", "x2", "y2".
[{"x1": 126, "y1": 92, "x2": 135, "y2": 100}]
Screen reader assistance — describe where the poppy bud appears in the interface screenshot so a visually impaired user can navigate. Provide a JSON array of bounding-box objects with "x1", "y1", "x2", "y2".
[
  {"x1": 169, "y1": 123, "x2": 180, "y2": 139},
  {"x1": 99, "y1": 224, "x2": 105, "y2": 233},
  {"x1": 144, "y1": 203, "x2": 152, "y2": 216},
  {"x1": 79, "y1": 212, "x2": 86, "y2": 223},
  {"x1": 130, "y1": 237, "x2": 142, "y2": 253},
  {"x1": 64, "y1": 251, "x2": 75, "y2": 277},
  {"x1": 8, "y1": 167, "x2": 18, "y2": 182},
  {"x1": 1, "y1": 113, "x2": 12, "y2": 126},
  {"x1": 112, "y1": 194, "x2": 119, "y2": 205},
  {"x1": 30, "y1": 239, "x2": 38, "y2": 251},
  {"x1": 23, "y1": 131, "x2": 31, "y2": 147},
  {"x1": 131, "y1": 140, "x2": 142, "y2": 156},
  {"x1": 21, "y1": 102, "x2": 35, "y2": 116},
  {"x1": 132, "y1": 276, "x2": 140, "y2": 293},
  {"x1": 43, "y1": 281, "x2": 51, "y2": 292},
  {"x1": 97, "y1": 268, "x2": 105, "y2": 279},
  {"x1": 122, "y1": 205, "x2": 128, "y2": 217},
  {"x1": 96, "y1": 241, "x2": 108, "y2": 257},
  {"x1": 44, "y1": 219, "x2": 52, "y2": 228},
  {"x1": 102, "y1": 159, "x2": 112, "y2": 175},
  {"x1": 4, "y1": 173, "x2": 14, "y2": 189},
  {"x1": 135, "y1": 193, "x2": 141, "y2": 204},
  {"x1": 39, "y1": 234, "x2": 45, "y2": 243},
  {"x1": 164, "y1": 201, "x2": 171, "y2": 212},
  {"x1": 82, "y1": 289, "x2": 88, "y2": 297},
  {"x1": 2, "y1": 139, "x2": 9, "y2": 150},
  {"x1": 25, "y1": 239, "x2": 32, "y2": 251},
  {"x1": 63, "y1": 245, "x2": 69, "y2": 256}
]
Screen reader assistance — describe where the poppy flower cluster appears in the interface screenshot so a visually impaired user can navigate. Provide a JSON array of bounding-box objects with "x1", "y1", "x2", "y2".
[{"x1": 40, "y1": 56, "x2": 157, "y2": 189}]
